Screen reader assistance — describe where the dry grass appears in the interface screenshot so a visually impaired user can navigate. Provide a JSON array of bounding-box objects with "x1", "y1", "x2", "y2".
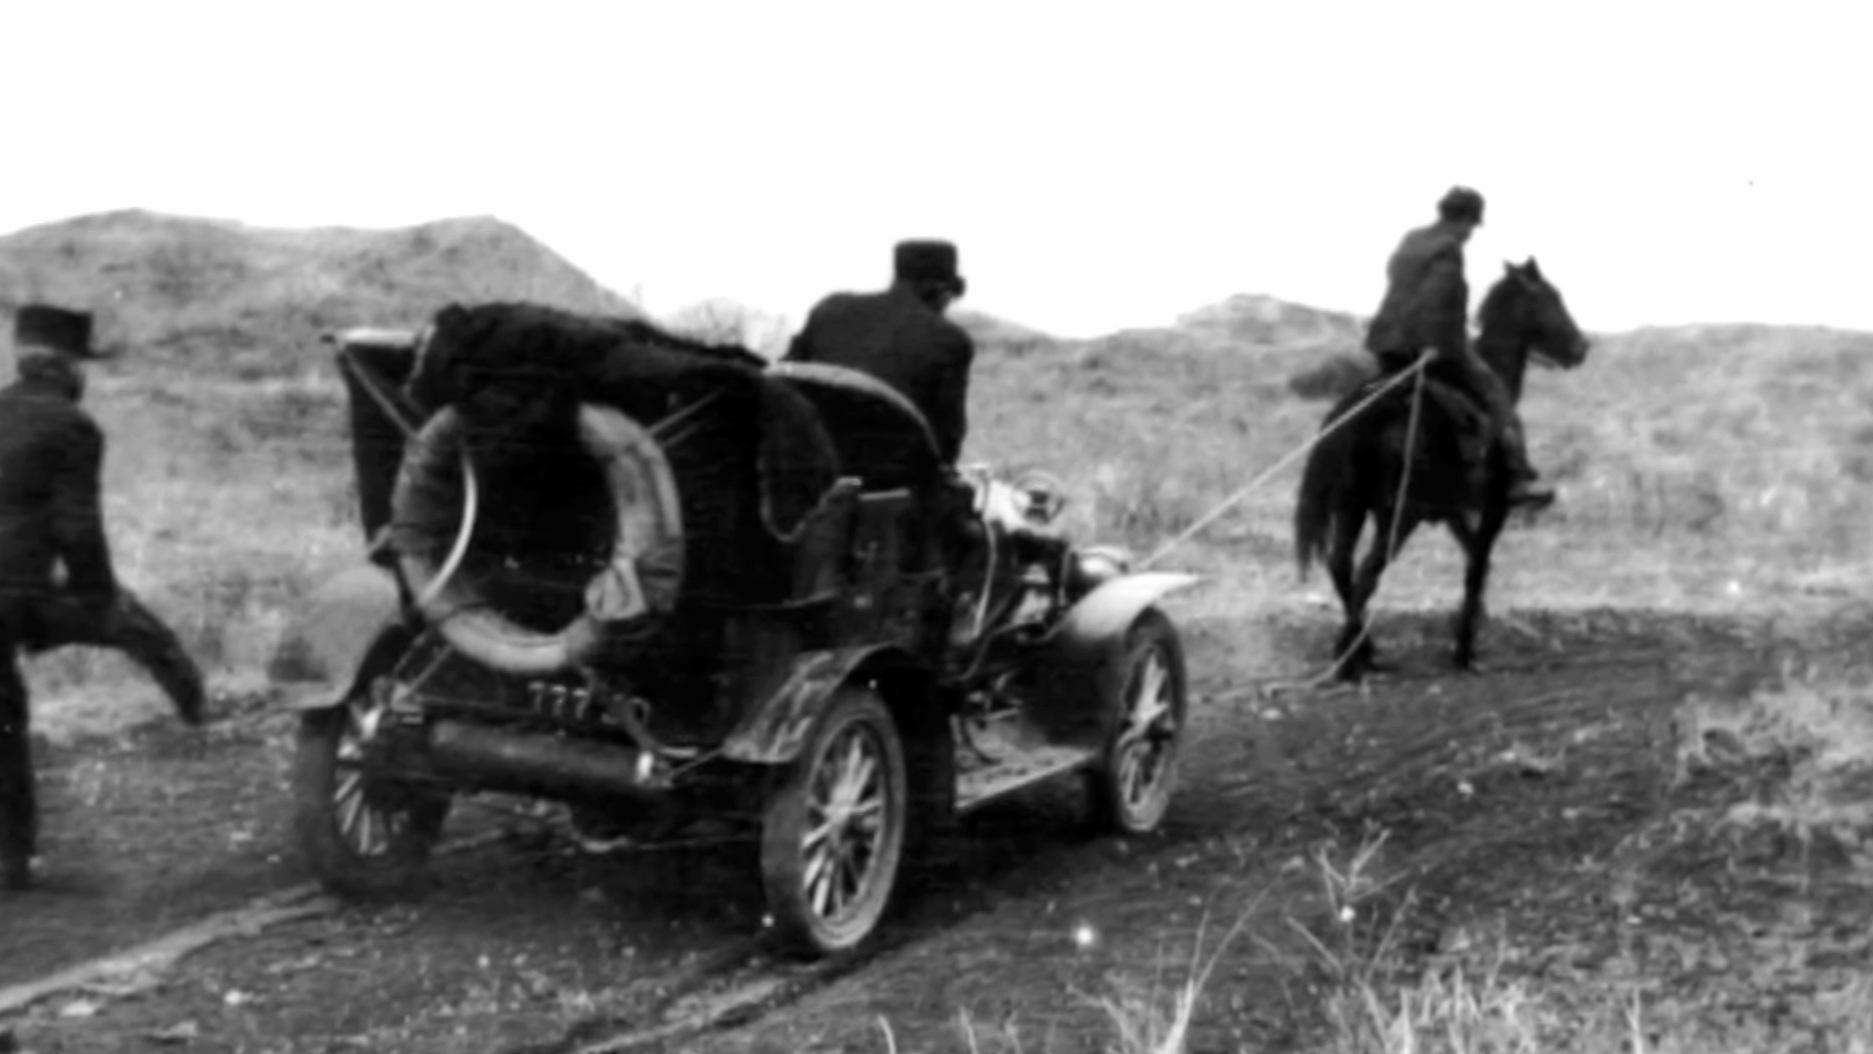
[
  {"x1": 1288, "y1": 664, "x2": 1873, "y2": 1054},
  {"x1": 1676, "y1": 673, "x2": 1873, "y2": 869}
]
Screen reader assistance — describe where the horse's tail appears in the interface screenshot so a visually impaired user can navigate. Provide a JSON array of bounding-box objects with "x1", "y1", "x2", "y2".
[
  {"x1": 1295, "y1": 411, "x2": 1352, "y2": 579},
  {"x1": 1295, "y1": 380, "x2": 1388, "y2": 577}
]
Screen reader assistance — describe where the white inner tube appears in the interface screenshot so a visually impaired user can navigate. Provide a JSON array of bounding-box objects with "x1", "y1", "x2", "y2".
[
  {"x1": 410, "y1": 449, "x2": 478, "y2": 614},
  {"x1": 392, "y1": 404, "x2": 685, "y2": 675}
]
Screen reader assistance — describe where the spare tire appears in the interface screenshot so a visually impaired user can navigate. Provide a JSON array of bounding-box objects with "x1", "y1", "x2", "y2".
[{"x1": 391, "y1": 404, "x2": 684, "y2": 674}]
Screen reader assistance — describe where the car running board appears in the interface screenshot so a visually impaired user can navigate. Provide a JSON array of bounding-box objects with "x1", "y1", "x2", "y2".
[{"x1": 955, "y1": 743, "x2": 1099, "y2": 814}]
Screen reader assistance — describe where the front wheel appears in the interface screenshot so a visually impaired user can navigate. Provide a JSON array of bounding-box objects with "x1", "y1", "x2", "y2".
[
  {"x1": 1085, "y1": 609, "x2": 1188, "y2": 834},
  {"x1": 760, "y1": 687, "x2": 908, "y2": 956},
  {"x1": 293, "y1": 689, "x2": 450, "y2": 898}
]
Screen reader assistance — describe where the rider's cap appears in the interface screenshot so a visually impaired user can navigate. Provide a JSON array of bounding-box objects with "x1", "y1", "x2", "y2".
[{"x1": 1437, "y1": 186, "x2": 1485, "y2": 225}]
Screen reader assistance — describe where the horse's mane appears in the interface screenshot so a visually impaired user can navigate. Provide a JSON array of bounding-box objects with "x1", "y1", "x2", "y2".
[{"x1": 1475, "y1": 270, "x2": 1528, "y2": 334}]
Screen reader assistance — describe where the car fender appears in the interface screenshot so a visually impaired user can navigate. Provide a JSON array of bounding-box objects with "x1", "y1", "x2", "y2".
[
  {"x1": 720, "y1": 643, "x2": 927, "y2": 765},
  {"x1": 1028, "y1": 572, "x2": 1201, "y2": 735},
  {"x1": 268, "y1": 563, "x2": 409, "y2": 711},
  {"x1": 1051, "y1": 572, "x2": 1201, "y2": 651}
]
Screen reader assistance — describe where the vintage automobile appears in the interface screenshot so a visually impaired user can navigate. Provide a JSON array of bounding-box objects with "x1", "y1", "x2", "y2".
[{"x1": 271, "y1": 307, "x2": 1198, "y2": 956}]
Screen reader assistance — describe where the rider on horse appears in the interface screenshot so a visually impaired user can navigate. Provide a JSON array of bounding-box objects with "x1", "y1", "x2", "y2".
[{"x1": 1366, "y1": 187, "x2": 1554, "y2": 510}]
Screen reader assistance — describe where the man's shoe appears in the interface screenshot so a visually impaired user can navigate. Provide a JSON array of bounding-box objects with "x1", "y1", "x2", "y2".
[{"x1": 1507, "y1": 478, "x2": 1556, "y2": 510}]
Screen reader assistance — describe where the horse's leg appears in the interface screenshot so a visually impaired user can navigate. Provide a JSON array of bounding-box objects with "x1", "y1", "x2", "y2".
[
  {"x1": 1337, "y1": 509, "x2": 1419, "y2": 677},
  {"x1": 1326, "y1": 509, "x2": 1369, "y2": 677},
  {"x1": 1450, "y1": 501, "x2": 1509, "y2": 670}
]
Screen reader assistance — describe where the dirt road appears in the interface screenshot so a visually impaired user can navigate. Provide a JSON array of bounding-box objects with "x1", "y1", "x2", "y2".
[{"x1": 0, "y1": 604, "x2": 1814, "y2": 1052}]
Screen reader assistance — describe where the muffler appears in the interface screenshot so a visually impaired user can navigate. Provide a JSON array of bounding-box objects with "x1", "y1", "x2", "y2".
[{"x1": 419, "y1": 719, "x2": 668, "y2": 801}]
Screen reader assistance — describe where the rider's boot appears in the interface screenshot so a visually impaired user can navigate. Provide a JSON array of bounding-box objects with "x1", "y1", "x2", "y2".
[{"x1": 1500, "y1": 420, "x2": 1555, "y2": 510}]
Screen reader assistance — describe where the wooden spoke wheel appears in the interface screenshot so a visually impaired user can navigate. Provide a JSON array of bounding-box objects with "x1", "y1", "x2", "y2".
[
  {"x1": 1086, "y1": 609, "x2": 1188, "y2": 834},
  {"x1": 760, "y1": 687, "x2": 908, "y2": 956},
  {"x1": 293, "y1": 682, "x2": 449, "y2": 898}
]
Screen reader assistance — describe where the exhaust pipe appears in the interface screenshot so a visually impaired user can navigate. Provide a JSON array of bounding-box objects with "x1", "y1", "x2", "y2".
[{"x1": 421, "y1": 719, "x2": 668, "y2": 802}]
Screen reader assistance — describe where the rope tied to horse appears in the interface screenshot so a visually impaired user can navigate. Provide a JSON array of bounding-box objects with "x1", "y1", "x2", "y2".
[
  {"x1": 1138, "y1": 350, "x2": 1435, "y2": 569},
  {"x1": 1212, "y1": 351, "x2": 1433, "y2": 698}
]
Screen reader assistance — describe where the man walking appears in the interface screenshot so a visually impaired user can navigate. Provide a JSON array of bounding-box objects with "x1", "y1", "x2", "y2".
[{"x1": 1, "y1": 304, "x2": 205, "y2": 892}]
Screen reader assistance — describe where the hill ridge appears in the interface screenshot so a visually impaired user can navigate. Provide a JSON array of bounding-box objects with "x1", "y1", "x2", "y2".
[{"x1": 0, "y1": 209, "x2": 639, "y2": 373}]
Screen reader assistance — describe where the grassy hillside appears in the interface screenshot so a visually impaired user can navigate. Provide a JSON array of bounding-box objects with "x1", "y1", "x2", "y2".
[
  {"x1": 7, "y1": 209, "x2": 1870, "y2": 730},
  {"x1": 0, "y1": 210, "x2": 637, "y2": 378},
  {"x1": 1173, "y1": 291, "x2": 1364, "y2": 350}
]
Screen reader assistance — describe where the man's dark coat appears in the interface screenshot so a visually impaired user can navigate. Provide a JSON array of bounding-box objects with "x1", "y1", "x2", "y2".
[
  {"x1": 1, "y1": 371, "x2": 116, "y2": 875},
  {"x1": 1365, "y1": 221, "x2": 1471, "y2": 364},
  {"x1": 0, "y1": 374, "x2": 115, "y2": 606},
  {"x1": 784, "y1": 285, "x2": 974, "y2": 464}
]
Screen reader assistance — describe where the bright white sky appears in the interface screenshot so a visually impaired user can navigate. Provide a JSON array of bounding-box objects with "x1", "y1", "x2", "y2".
[{"x1": 3, "y1": 0, "x2": 1867, "y2": 338}]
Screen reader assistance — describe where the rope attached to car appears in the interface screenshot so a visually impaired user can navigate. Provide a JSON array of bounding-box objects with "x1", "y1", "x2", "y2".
[
  {"x1": 1138, "y1": 351, "x2": 1434, "y2": 570},
  {"x1": 1128, "y1": 350, "x2": 1434, "y2": 691}
]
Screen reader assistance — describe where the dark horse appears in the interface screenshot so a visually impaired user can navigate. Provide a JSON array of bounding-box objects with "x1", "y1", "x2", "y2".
[{"x1": 1294, "y1": 259, "x2": 1591, "y2": 679}]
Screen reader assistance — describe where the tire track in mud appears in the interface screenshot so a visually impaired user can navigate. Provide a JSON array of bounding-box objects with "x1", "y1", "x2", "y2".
[
  {"x1": 0, "y1": 829, "x2": 517, "y2": 1018},
  {"x1": 494, "y1": 807, "x2": 1182, "y2": 1052},
  {"x1": 474, "y1": 622, "x2": 1704, "y2": 1051},
  {"x1": 519, "y1": 932, "x2": 893, "y2": 1054}
]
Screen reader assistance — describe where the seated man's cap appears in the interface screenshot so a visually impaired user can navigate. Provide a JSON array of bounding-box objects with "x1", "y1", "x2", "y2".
[{"x1": 893, "y1": 240, "x2": 965, "y2": 294}]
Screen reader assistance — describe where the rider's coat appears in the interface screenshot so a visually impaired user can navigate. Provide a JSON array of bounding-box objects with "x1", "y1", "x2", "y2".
[{"x1": 1365, "y1": 220, "x2": 1470, "y2": 366}]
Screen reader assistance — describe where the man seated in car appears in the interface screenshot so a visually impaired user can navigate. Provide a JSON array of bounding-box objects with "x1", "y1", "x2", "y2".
[{"x1": 784, "y1": 241, "x2": 1067, "y2": 644}]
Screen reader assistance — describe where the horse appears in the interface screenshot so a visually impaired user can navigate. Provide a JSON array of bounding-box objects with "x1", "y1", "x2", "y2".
[{"x1": 1294, "y1": 258, "x2": 1591, "y2": 679}]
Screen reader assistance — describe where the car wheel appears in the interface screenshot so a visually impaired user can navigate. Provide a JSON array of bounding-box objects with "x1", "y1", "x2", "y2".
[
  {"x1": 1085, "y1": 609, "x2": 1187, "y2": 834},
  {"x1": 759, "y1": 686, "x2": 907, "y2": 956}
]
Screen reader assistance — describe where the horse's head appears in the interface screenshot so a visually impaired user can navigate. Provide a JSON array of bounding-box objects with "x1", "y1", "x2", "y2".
[{"x1": 1481, "y1": 258, "x2": 1591, "y2": 371}]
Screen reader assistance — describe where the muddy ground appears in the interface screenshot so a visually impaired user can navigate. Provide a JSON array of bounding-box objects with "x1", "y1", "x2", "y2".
[{"x1": 2, "y1": 602, "x2": 1867, "y2": 1053}]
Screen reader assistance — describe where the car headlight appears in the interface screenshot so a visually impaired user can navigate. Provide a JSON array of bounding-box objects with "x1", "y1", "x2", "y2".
[{"x1": 1012, "y1": 470, "x2": 1067, "y2": 526}]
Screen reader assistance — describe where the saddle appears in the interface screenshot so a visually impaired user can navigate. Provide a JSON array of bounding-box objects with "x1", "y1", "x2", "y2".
[{"x1": 1354, "y1": 368, "x2": 1493, "y2": 469}]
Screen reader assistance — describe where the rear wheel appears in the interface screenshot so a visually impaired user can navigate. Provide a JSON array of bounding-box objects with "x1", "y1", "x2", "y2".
[
  {"x1": 760, "y1": 687, "x2": 907, "y2": 956},
  {"x1": 294, "y1": 683, "x2": 450, "y2": 898},
  {"x1": 1085, "y1": 609, "x2": 1187, "y2": 834}
]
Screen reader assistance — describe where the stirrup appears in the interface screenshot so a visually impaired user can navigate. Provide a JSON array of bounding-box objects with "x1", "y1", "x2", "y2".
[{"x1": 1507, "y1": 479, "x2": 1556, "y2": 510}]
